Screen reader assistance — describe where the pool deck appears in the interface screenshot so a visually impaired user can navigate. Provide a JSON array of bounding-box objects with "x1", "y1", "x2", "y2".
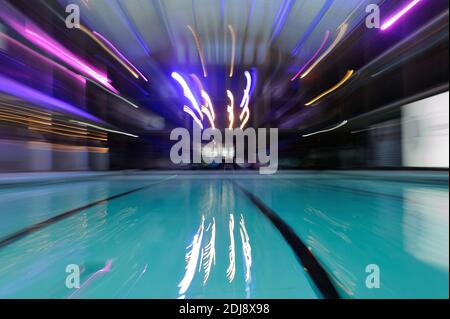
[
  {"x1": 0, "y1": 170, "x2": 448, "y2": 187},
  {"x1": 0, "y1": 171, "x2": 127, "y2": 187}
]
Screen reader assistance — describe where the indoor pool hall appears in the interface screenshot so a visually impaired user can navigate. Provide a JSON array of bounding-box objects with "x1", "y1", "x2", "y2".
[{"x1": 0, "y1": 0, "x2": 448, "y2": 301}]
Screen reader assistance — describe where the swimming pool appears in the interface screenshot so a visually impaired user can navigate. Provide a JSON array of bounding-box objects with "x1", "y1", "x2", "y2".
[{"x1": 0, "y1": 171, "x2": 448, "y2": 299}]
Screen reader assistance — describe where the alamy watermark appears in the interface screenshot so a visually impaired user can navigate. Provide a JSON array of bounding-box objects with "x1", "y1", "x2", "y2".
[
  {"x1": 365, "y1": 4, "x2": 381, "y2": 29},
  {"x1": 65, "y1": 4, "x2": 80, "y2": 29},
  {"x1": 65, "y1": 264, "x2": 80, "y2": 289},
  {"x1": 365, "y1": 264, "x2": 380, "y2": 289},
  {"x1": 170, "y1": 124, "x2": 278, "y2": 175}
]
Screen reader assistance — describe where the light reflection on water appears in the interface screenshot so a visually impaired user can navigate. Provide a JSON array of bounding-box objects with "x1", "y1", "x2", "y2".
[{"x1": 403, "y1": 187, "x2": 449, "y2": 271}]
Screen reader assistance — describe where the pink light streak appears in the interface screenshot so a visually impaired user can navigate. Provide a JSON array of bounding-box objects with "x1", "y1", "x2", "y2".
[
  {"x1": 92, "y1": 31, "x2": 149, "y2": 82},
  {"x1": 291, "y1": 30, "x2": 330, "y2": 81},
  {"x1": 0, "y1": 2, "x2": 117, "y2": 93},
  {"x1": 0, "y1": 33, "x2": 86, "y2": 84},
  {"x1": 24, "y1": 29, "x2": 118, "y2": 93},
  {"x1": 381, "y1": 0, "x2": 423, "y2": 31},
  {"x1": 69, "y1": 260, "x2": 113, "y2": 299}
]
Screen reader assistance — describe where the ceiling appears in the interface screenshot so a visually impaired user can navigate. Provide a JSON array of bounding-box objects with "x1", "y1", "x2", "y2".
[{"x1": 2, "y1": 0, "x2": 448, "y2": 135}]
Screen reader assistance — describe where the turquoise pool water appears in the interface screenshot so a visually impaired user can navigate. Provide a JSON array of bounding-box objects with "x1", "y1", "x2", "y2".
[{"x1": 0, "y1": 172, "x2": 448, "y2": 298}]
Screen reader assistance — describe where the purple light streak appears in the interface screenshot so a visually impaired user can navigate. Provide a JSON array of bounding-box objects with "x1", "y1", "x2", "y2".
[
  {"x1": 0, "y1": 74, "x2": 104, "y2": 124},
  {"x1": 381, "y1": 0, "x2": 423, "y2": 31},
  {"x1": 23, "y1": 28, "x2": 118, "y2": 93},
  {"x1": 0, "y1": 32, "x2": 86, "y2": 84},
  {"x1": 291, "y1": 30, "x2": 330, "y2": 81},
  {"x1": 0, "y1": 6, "x2": 118, "y2": 94},
  {"x1": 92, "y1": 31, "x2": 149, "y2": 82},
  {"x1": 172, "y1": 72, "x2": 204, "y2": 128}
]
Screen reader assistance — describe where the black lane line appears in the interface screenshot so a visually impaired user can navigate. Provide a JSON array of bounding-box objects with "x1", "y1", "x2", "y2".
[
  {"x1": 0, "y1": 176, "x2": 176, "y2": 249},
  {"x1": 232, "y1": 181, "x2": 341, "y2": 299},
  {"x1": 306, "y1": 180, "x2": 405, "y2": 201}
]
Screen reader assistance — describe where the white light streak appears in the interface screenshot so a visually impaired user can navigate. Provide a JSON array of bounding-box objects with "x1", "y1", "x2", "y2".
[
  {"x1": 81, "y1": 76, "x2": 140, "y2": 109},
  {"x1": 226, "y1": 214, "x2": 236, "y2": 283},
  {"x1": 69, "y1": 120, "x2": 138, "y2": 138},
  {"x1": 171, "y1": 72, "x2": 203, "y2": 120},
  {"x1": 302, "y1": 120, "x2": 348, "y2": 137},
  {"x1": 300, "y1": 24, "x2": 349, "y2": 79},
  {"x1": 202, "y1": 218, "x2": 216, "y2": 285},
  {"x1": 227, "y1": 90, "x2": 235, "y2": 129},
  {"x1": 178, "y1": 215, "x2": 205, "y2": 296},
  {"x1": 240, "y1": 71, "x2": 252, "y2": 109},
  {"x1": 183, "y1": 106, "x2": 204, "y2": 129},
  {"x1": 239, "y1": 214, "x2": 252, "y2": 283}
]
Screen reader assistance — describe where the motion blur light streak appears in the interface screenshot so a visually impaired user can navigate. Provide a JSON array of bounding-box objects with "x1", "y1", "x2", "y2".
[
  {"x1": 201, "y1": 90, "x2": 216, "y2": 121},
  {"x1": 271, "y1": 0, "x2": 295, "y2": 42},
  {"x1": 304, "y1": 70, "x2": 354, "y2": 106},
  {"x1": 202, "y1": 218, "x2": 216, "y2": 285},
  {"x1": 27, "y1": 141, "x2": 109, "y2": 153},
  {"x1": 201, "y1": 106, "x2": 215, "y2": 129},
  {"x1": 381, "y1": 0, "x2": 423, "y2": 31},
  {"x1": 350, "y1": 120, "x2": 402, "y2": 134},
  {"x1": 240, "y1": 71, "x2": 252, "y2": 109},
  {"x1": 0, "y1": 111, "x2": 51, "y2": 127},
  {"x1": 190, "y1": 74, "x2": 205, "y2": 91},
  {"x1": 81, "y1": 28, "x2": 139, "y2": 79},
  {"x1": 0, "y1": 116, "x2": 26, "y2": 127},
  {"x1": 300, "y1": 23, "x2": 349, "y2": 79},
  {"x1": 178, "y1": 216, "x2": 205, "y2": 297},
  {"x1": 0, "y1": 107, "x2": 51, "y2": 123},
  {"x1": 249, "y1": 68, "x2": 258, "y2": 98},
  {"x1": 200, "y1": 90, "x2": 216, "y2": 129},
  {"x1": 338, "y1": 0, "x2": 366, "y2": 29},
  {"x1": 70, "y1": 260, "x2": 113, "y2": 299},
  {"x1": 44, "y1": 125, "x2": 88, "y2": 136},
  {"x1": 0, "y1": 113, "x2": 50, "y2": 127},
  {"x1": 171, "y1": 72, "x2": 203, "y2": 120},
  {"x1": 80, "y1": 76, "x2": 140, "y2": 109},
  {"x1": 92, "y1": 31, "x2": 148, "y2": 81},
  {"x1": 52, "y1": 121, "x2": 88, "y2": 132},
  {"x1": 126, "y1": 264, "x2": 149, "y2": 294},
  {"x1": 33, "y1": 1, "x2": 136, "y2": 81},
  {"x1": 0, "y1": 103, "x2": 52, "y2": 123},
  {"x1": 69, "y1": 120, "x2": 138, "y2": 138},
  {"x1": 114, "y1": 0, "x2": 152, "y2": 57},
  {"x1": 239, "y1": 215, "x2": 252, "y2": 284},
  {"x1": 187, "y1": 25, "x2": 208, "y2": 78},
  {"x1": 23, "y1": 28, "x2": 117, "y2": 93},
  {"x1": 239, "y1": 107, "x2": 250, "y2": 130},
  {"x1": 291, "y1": 0, "x2": 334, "y2": 56},
  {"x1": 0, "y1": 74, "x2": 104, "y2": 123},
  {"x1": 228, "y1": 25, "x2": 236, "y2": 78},
  {"x1": 227, "y1": 214, "x2": 236, "y2": 283},
  {"x1": 0, "y1": 102, "x2": 51, "y2": 116},
  {"x1": 28, "y1": 126, "x2": 108, "y2": 141},
  {"x1": 25, "y1": 29, "x2": 106, "y2": 82},
  {"x1": 302, "y1": 120, "x2": 348, "y2": 137},
  {"x1": 237, "y1": 70, "x2": 252, "y2": 130},
  {"x1": 183, "y1": 105, "x2": 204, "y2": 129},
  {"x1": 0, "y1": 0, "x2": 448, "y2": 300},
  {"x1": 291, "y1": 30, "x2": 330, "y2": 81},
  {"x1": 0, "y1": 33, "x2": 86, "y2": 84},
  {"x1": 227, "y1": 90, "x2": 235, "y2": 129}
]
